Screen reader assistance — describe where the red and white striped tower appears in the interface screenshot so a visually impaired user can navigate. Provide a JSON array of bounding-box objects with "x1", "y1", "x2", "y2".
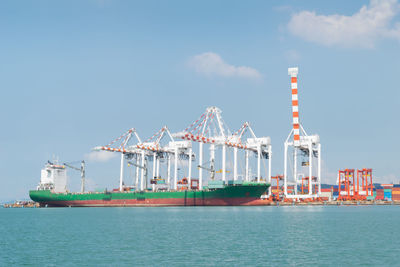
[
  {"x1": 284, "y1": 67, "x2": 322, "y2": 199},
  {"x1": 288, "y1": 67, "x2": 300, "y2": 147}
]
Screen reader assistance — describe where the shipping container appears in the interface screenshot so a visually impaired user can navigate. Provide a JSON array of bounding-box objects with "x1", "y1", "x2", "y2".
[
  {"x1": 384, "y1": 192, "x2": 392, "y2": 199},
  {"x1": 321, "y1": 184, "x2": 332, "y2": 189},
  {"x1": 209, "y1": 180, "x2": 225, "y2": 185},
  {"x1": 228, "y1": 180, "x2": 243, "y2": 185}
]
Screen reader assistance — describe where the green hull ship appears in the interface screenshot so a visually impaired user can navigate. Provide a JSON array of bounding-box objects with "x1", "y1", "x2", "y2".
[{"x1": 30, "y1": 182, "x2": 271, "y2": 207}]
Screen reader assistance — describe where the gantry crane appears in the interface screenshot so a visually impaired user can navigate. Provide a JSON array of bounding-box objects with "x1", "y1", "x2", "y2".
[
  {"x1": 226, "y1": 122, "x2": 272, "y2": 185},
  {"x1": 93, "y1": 128, "x2": 142, "y2": 191},
  {"x1": 284, "y1": 67, "x2": 321, "y2": 199},
  {"x1": 173, "y1": 107, "x2": 271, "y2": 190}
]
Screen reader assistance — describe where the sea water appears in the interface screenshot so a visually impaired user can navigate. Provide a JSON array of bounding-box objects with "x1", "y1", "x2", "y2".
[{"x1": 1, "y1": 206, "x2": 399, "y2": 266}]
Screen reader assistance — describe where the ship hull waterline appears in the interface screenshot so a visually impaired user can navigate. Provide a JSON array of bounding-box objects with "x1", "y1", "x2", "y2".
[{"x1": 30, "y1": 183, "x2": 272, "y2": 207}]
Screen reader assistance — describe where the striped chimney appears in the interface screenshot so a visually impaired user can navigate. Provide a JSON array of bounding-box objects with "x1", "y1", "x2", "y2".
[{"x1": 288, "y1": 67, "x2": 300, "y2": 147}]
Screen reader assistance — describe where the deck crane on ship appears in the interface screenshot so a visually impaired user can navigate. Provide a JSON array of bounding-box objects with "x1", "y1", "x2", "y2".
[{"x1": 64, "y1": 161, "x2": 86, "y2": 193}]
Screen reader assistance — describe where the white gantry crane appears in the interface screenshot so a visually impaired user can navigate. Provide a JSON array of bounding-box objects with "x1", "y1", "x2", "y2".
[
  {"x1": 174, "y1": 107, "x2": 271, "y2": 189},
  {"x1": 284, "y1": 67, "x2": 321, "y2": 199},
  {"x1": 94, "y1": 126, "x2": 193, "y2": 192},
  {"x1": 93, "y1": 128, "x2": 142, "y2": 191},
  {"x1": 226, "y1": 122, "x2": 271, "y2": 186},
  {"x1": 140, "y1": 126, "x2": 193, "y2": 191},
  {"x1": 173, "y1": 107, "x2": 230, "y2": 189}
]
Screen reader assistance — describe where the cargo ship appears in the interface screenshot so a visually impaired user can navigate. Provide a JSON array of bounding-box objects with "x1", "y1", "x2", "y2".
[{"x1": 29, "y1": 161, "x2": 271, "y2": 207}]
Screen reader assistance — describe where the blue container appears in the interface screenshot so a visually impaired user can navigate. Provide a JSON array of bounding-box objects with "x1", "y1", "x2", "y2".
[
  {"x1": 333, "y1": 192, "x2": 339, "y2": 196},
  {"x1": 384, "y1": 192, "x2": 392, "y2": 200},
  {"x1": 393, "y1": 184, "x2": 400, "y2": 188}
]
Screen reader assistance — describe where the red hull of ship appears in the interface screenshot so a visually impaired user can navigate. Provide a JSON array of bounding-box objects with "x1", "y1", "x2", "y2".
[{"x1": 42, "y1": 197, "x2": 274, "y2": 207}]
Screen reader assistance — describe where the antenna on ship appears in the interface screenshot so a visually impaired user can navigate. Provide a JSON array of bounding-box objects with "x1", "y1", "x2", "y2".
[{"x1": 283, "y1": 67, "x2": 322, "y2": 199}]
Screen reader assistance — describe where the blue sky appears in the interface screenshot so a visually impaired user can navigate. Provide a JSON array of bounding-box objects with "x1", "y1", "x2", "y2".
[{"x1": 1, "y1": 0, "x2": 399, "y2": 201}]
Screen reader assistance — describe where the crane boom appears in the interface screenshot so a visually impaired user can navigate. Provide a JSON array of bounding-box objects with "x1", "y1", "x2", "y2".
[
  {"x1": 64, "y1": 161, "x2": 85, "y2": 193},
  {"x1": 127, "y1": 160, "x2": 146, "y2": 170},
  {"x1": 197, "y1": 164, "x2": 215, "y2": 180}
]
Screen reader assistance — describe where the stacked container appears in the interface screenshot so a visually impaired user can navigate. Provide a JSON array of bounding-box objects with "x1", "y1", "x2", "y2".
[
  {"x1": 288, "y1": 185, "x2": 294, "y2": 194},
  {"x1": 320, "y1": 188, "x2": 332, "y2": 201},
  {"x1": 332, "y1": 186, "x2": 339, "y2": 200},
  {"x1": 392, "y1": 184, "x2": 400, "y2": 202},
  {"x1": 375, "y1": 185, "x2": 384, "y2": 200},
  {"x1": 382, "y1": 184, "x2": 393, "y2": 201}
]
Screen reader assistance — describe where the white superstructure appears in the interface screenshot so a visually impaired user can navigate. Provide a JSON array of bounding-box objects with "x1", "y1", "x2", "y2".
[{"x1": 38, "y1": 161, "x2": 68, "y2": 193}]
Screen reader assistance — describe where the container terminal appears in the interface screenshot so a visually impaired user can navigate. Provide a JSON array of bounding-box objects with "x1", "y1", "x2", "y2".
[{"x1": 27, "y1": 67, "x2": 399, "y2": 207}]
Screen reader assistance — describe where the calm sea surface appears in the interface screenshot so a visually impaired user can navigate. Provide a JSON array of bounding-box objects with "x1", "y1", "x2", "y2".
[{"x1": 1, "y1": 206, "x2": 399, "y2": 266}]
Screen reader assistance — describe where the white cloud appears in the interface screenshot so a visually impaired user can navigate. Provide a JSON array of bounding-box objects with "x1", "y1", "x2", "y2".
[
  {"x1": 288, "y1": 0, "x2": 400, "y2": 48},
  {"x1": 188, "y1": 52, "x2": 262, "y2": 79},
  {"x1": 85, "y1": 151, "x2": 118, "y2": 162},
  {"x1": 285, "y1": 49, "x2": 301, "y2": 62}
]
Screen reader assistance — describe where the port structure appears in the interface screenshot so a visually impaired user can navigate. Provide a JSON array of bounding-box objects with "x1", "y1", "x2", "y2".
[
  {"x1": 227, "y1": 122, "x2": 272, "y2": 193},
  {"x1": 337, "y1": 169, "x2": 355, "y2": 201},
  {"x1": 356, "y1": 168, "x2": 373, "y2": 197},
  {"x1": 94, "y1": 128, "x2": 143, "y2": 191},
  {"x1": 270, "y1": 175, "x2": 284, "y2": 201},
  {"x1": 284, "y1": 67, "x2": 321, "y2": 199},
  {"x1": 173, "y1": 106, "x2": 271, "y2": 190},
  {"x1": 94, "y1": 107, "x2": 271, "y2": 192},
  {"x1": 94, "y1": 127, "x2": 194, "y2": 191},
  {"x1": 337, "y1": 168, "x2": 373, "y2": 200}
]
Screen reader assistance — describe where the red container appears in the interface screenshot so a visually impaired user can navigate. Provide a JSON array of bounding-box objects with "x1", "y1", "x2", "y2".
[
  {"x1": 321, "y1": 188, "x2": 331, "y2": 192},
  {"x1": 375, "y1": 196, "x2": 384, "y2": 200}
]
